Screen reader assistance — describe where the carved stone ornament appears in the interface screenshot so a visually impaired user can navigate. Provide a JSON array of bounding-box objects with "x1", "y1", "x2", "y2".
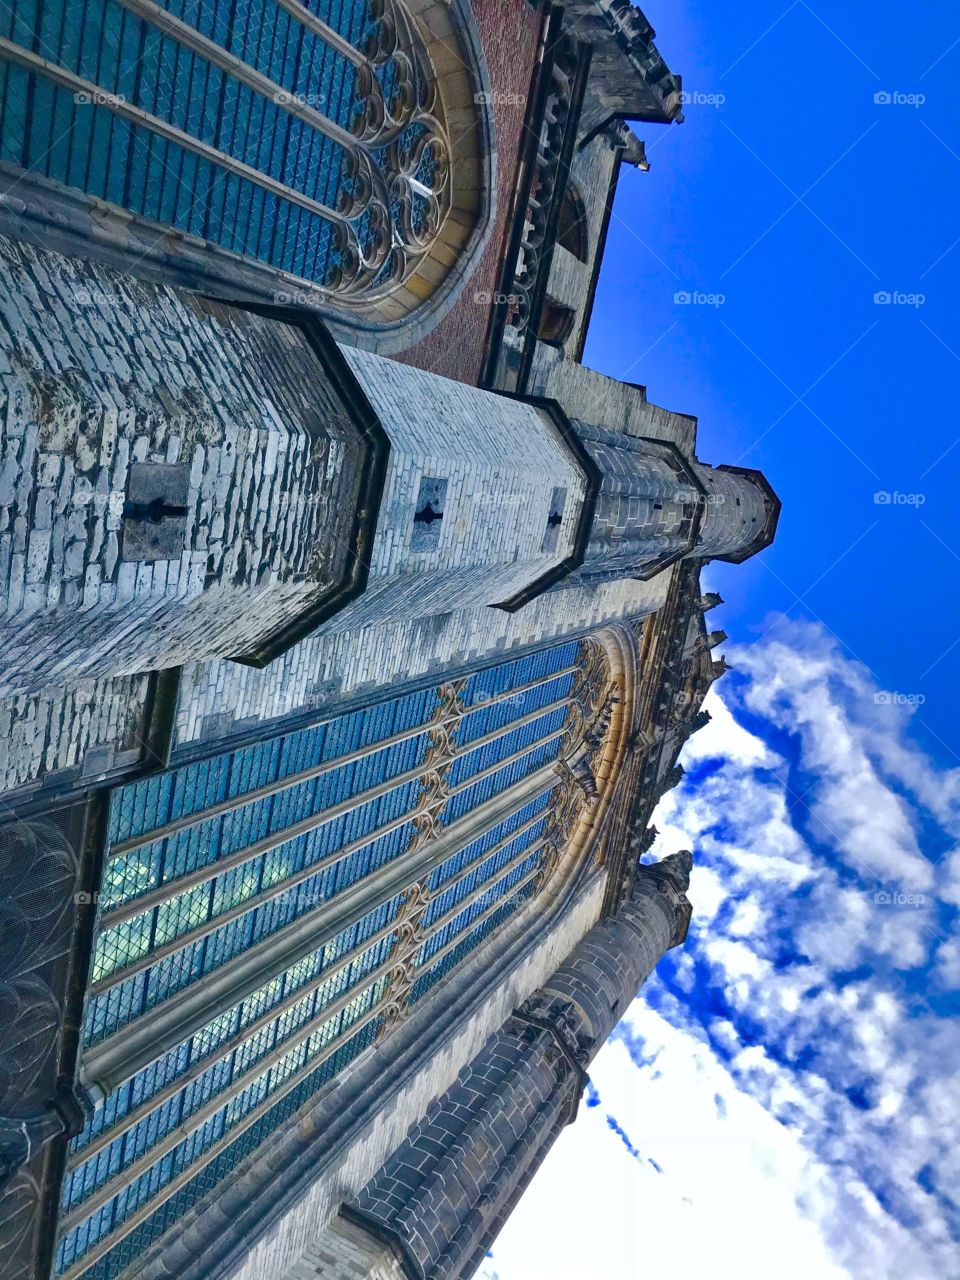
[{"x1": 0, "y1": 813, "x2": 88, "y2": 1267}]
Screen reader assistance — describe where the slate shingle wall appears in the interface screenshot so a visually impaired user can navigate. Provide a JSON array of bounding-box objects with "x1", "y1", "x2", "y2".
[
  {"x1": 172, "y1": 572, "x2": 671, "y2": 754},
  {"x1": 0, "y1": 238, "x2": 365, "y2": 699},
  {"x1": 0, "y1": 673, "x2": 151, "y2": 797},
  {"x1": 328, "y1": 346, "x2": 587, "y2": 625}
]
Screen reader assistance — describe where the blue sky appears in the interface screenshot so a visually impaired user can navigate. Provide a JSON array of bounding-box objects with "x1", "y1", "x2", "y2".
[
  {"x1": 480, "y1": 5, "x2": 959, "y2": 1278},
  {"x1": 585, "y1": 0, "x2": 960, "y2": 764}
]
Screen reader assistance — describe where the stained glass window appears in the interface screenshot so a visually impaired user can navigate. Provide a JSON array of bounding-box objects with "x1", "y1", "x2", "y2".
[
  {"x1": 57, "y1": 640, "x2": 599, "y2": 1279},
  {"x1": 0, "y1": 0, "x2": 453, "y2": 302}
]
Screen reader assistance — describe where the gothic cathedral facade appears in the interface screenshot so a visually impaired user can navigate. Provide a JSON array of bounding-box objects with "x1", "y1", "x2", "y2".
[{"x1": 0, "y1": 4, "x2": 778, "y2": 1278}]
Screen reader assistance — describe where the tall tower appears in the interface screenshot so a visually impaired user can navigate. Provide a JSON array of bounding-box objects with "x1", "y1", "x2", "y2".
[{"x1": 0, "y1": 4, "x2": 777, "y2": 1280}]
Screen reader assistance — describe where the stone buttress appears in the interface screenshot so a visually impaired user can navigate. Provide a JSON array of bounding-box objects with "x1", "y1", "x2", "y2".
[
  {"x1": 0, "y1": 234, "x2": 777, "y2": 776},
  {"x1": 0, "y1": 236, "x2": 379, "y2": 698}
]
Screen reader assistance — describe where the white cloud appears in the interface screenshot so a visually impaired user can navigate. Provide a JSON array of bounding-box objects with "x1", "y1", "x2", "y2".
[{"x1": 479, "y1": 619, "x2": 959, "y2": 1280}]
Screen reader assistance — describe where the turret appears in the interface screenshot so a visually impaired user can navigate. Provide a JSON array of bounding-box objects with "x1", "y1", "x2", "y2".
[
  {"x1": 534, "y1": 421, "x2": 779, "y2": 596},
  {"x1": 691, "y1": 463, "x2": 781, "y2": 563}
]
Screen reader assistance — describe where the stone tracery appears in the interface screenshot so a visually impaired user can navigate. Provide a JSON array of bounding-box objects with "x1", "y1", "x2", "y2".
[
  {"x1": 326, "y1": 0, "x2": 455, "y2": 298},
  {"x1": 0, "y1": 0, "x2": 487, "y2": 331}
]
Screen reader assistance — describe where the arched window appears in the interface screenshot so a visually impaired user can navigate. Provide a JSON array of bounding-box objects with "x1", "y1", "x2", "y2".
[
  {"x1": 55, "y1": 639, "x2": 617, "y2": 1280},
  {"x1": 538, "y1": 297, "x2": 577, "y2": 347},
  {"x1": 0, "y1": 1, "x2": 491, "y2": 335},
  {"x1": 556, "y1": 185, "x2": 589, "y2": 261}
]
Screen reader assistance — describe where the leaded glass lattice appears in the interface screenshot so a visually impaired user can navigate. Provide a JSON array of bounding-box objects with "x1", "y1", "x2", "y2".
[
  {"x1": 61, "y1": 640, "x2": 592, "y2": 1279},
  {"x1": 0, "y1": 0, "x2": 453, "y2": 302}
]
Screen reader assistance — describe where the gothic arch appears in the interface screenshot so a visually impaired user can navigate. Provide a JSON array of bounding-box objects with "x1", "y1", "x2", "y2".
[
  {"x1": 55, "y1": 634, "x2": 640, "y2": 1280},
  {"x1": 57, "y1": 641, "x2": 623, "y2": 1277},
  {"x1": 310, "y1": 0, "x2": 498, "y2": 347},
  {"x1": 0, "y1": 0, "x2": 496, "y2": 353},
  {"x1": 556, "y1": 183, "x2": 589, "y2": 261}
]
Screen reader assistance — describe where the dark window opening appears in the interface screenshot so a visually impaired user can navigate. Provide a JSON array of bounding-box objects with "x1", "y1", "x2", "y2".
[
  {"x1": 541, "y1": 486, "x2": 568, "y2": 553},
  {"x1": 538, "y1": 298, "x2": 576, "y2": 348},
  {"x1": 556, "y1": 186, "x2": 588, "y2": 261},
  {"x1": 121, "y1": 463, "x2": 190, "y2": 562},
  {"x1": 411, "y1": 476, "x2": 448, "y2": 552}
]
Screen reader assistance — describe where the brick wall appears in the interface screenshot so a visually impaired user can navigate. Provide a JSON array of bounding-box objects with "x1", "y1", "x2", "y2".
[
  {"x1": 289, "y1": 1220, "x2": 406, "y2": 1280},
  {"x1": 394, "y1": 0, "x2": 545, "y2": 384}
]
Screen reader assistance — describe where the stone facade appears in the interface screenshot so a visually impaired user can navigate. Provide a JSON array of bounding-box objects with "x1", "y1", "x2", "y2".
[
  {"x1": 335, "y1": 853, "x2": 691, "y2": 1280},
  {"x1": 0, "y1": 5, "x2": 780, "y2": 1280}
]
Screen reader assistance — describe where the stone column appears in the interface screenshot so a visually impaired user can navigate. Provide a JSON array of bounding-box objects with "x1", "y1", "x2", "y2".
[{"x1": 334, "y1": 852, "x2": 692, "y2": 1280}]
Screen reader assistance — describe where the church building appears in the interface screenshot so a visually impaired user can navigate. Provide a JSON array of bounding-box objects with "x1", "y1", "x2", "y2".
[{"x1": 0, "y1": 4, "x2": 779, "y2": 1278}]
